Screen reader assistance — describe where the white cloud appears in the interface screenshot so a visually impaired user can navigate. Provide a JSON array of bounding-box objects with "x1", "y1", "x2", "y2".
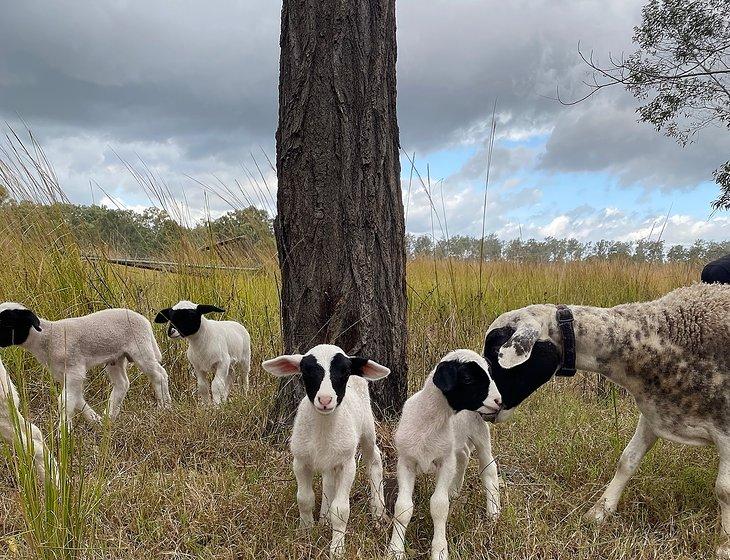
[{"x1": 539, "y1": 215, "x2": 571, "y2": 237}]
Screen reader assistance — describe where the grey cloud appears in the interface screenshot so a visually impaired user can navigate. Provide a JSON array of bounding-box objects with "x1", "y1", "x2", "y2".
[
  {"x1": 448, "y1": 142, "x2": 540, "y2": 184},
  {"x1": 0, "y1": 0, "x2": 280, "y2": 159},
  {"x1": 0, "y1": 0, "x2": 642, "y2": 158},
  {"x1": 539, "y1": 97, "x2": 730, "y2": 191},
  {"x1": 0, "y1": 0, "x2": 726, "y2": 218},
  {"x1": 395, "y1": 0, "x2": 642, "y2": 151}
]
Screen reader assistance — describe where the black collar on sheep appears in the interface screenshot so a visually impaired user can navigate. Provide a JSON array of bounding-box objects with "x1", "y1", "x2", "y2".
[{"x1": 555, "y1": 305, "x2": 576, "y2": 377}]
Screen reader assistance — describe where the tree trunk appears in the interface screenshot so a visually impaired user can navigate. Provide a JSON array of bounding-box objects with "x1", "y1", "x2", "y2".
[{"x1": 266, "y1": 0, "x2": 408, "y2": 435}]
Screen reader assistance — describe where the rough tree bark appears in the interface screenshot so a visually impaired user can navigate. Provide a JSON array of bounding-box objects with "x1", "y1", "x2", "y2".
[{"x1": 266, "y1": 0, "x2": 408, "y2": 434}]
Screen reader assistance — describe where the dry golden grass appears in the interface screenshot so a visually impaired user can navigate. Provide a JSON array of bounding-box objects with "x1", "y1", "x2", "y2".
[{"x1": 0, "y1": 245, "x2": 718, "y2": 559}]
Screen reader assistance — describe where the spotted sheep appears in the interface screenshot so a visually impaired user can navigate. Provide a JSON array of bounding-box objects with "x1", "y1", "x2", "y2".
[
  {"x1": 0, "y1": 302, "x2": 171, "y2": 432},
  {"x1": 155, "y1": 301, "x2": 251, "y2": 404},
  {"x1": 262, "y1": 344, "x2": 390, "y2": 559},
  {"x1": 0, "y1": 355, "x2": 54, "y2": 483},
  {"x1": 388, "y1": 349, "x2": 502, "y2": 560},
  {"x1": 483, "y1": 283, "x2": 730, "y2": 559}
]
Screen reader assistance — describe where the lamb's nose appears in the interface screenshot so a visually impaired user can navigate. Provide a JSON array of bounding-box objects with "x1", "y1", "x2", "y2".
[
  {"x1": 318, "y1": 395, "x2": 333, "y2": 407},
  {"x1": 494, "y1": 397, "x2": 502, "y2": 407}
]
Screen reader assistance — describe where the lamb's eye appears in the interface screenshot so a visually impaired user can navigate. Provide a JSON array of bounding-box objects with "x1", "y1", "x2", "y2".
[{"x1": 462, "y1": 374, "x2": 473, "y2": 385}]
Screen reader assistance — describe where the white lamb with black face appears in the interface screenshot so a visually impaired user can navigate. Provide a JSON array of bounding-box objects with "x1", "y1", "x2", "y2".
[
  {"x1": 0, "y1": 356, "x2": 55, "y2": 484},
  {"x1": 388, "y1": 349, "x2": 502, "y2": 560},
  {"x1": 0, "y1": 302, "x2": 171, "y2": 432},
  {"x1": 262, "y1": 344, "x2": 390, "y2": 559},
  {"x1": 155, "y1": 301, "x2": 251, "y2": 404}
]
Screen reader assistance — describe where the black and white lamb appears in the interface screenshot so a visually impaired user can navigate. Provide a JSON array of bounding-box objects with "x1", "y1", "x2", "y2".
[
  {"x1": 155, "y1": 301, "x2": 251, "y2": 404},
  {"x1": 388, "y1": 349, "x2": 502, "y2": 560},
  {"x1": 0, "y1": 302, "x2": 171, "y2": 431},
  {"x1": 262, "y1": 344, "x2": 390, "y2": 558},
  {"x1": 483, "y1": 283, "x2": 730, "y2": 559}
]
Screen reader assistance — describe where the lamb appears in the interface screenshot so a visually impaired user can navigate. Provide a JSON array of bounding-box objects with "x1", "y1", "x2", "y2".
[
  {"x1": 262, "y1": 344, "x2": 390, "y2": 558},
  {"x1": 154, "y1": 301, "x2": 251, "y2": 403},
  {"x1": 0, "y1": 302, "x2": 171, "y2": 431},
  {"x1": 482, "y1": 283, "x2": 730, "y2": 559},
  {"x1": 388, "y1": 349, "x2": 502, "y2": 560},
  {"x1": 0, "y1": 356, "x2": 54, "y2": 483}
]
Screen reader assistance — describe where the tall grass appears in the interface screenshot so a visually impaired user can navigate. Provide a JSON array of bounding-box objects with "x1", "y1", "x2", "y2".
[{"x1": 4, "y1": 394, "x2": 104, "y2": 560}]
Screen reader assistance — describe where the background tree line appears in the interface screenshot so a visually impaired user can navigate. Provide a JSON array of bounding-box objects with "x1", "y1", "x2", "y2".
[
  {"x1": 3, "y1": 186, "x2": 726, "y2": 264},
  {"x1": 407, "y1": 233, "x2": 730, "y2": 264},
  {"x1": 0, "y1": 186, "x2": 273, "y2": 258}
]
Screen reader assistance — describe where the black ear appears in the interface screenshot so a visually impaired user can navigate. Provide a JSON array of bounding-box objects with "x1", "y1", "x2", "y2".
[
  {"x1": 26, "y1": 310, "x2": 41, "y2": 332},
  {"x1": 350, "y1": 356, "x2": 369, "y2": 373},
  {"x1": 197, "y1": 305, "x2": 225, "y2": 315},
  {"x1": 154, "y1": 309, "x2": 172, "y2": 324},
  {"x1": 8, "y1": 310, "x2": 42, "y2": 332},
  {"x1": 349, "y1": 355, "x2": 390, "y2": 380},
  {"x1": 483, "y1": 326, "x2": 515, "y2": 365},
  {"x1": 529, "y1": 340, "x2": 561, "y2": 377},
  {"x1": 0, "y1": 309, "x2": 42, "y2": 338},
  {"x1": 433, "y1": 361, "x2": 458, "y2": 393}
]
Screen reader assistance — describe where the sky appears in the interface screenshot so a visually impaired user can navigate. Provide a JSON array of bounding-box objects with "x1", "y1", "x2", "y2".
[{"x1": 0, "y1": 0, "x2": 728, "y2": 245}]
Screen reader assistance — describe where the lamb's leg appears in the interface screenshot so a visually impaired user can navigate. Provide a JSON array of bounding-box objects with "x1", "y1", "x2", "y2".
[
  {"x1": 430, "y1": 455, "x2": 456, "y2": 560},
  {"x1": 211, "y1": 359, "x2": 231, "y2": 406},
  {"x1": 293, "y1": 457, "x2": 315, "y2": 529},
  {"x1": 586, "y1": 413, "x2": 657, "y2": 523},
  {"x1": 361, "y1": 436, "x2": 386, "y2": 521},
  {"x1": 320, "y1": 468, "x2": 337, "y2": 524},
  {"x1": 224, "y1": 362, "x2": 237, "y2": 400},
  {"x1": 29, "y1": 421, "x2": 54, "y2": 484},
  {"x1": 329, "y1": 456, "x2": 356, "y2": 559},
  {"x1": 472, "y1": 427, "x2": 500, "y2": 519},
  {"x1": 194, "y1": 367, "x2": 211, "y2": 404},
  {"x1": 450, "y1": 446, "x2": 470, "y2": 498},
  {"x1": 241, "y1": 355, "x2": 251, "y2": 396},
  {"x1": 136, "y1": 359, "x2": 171, "y2": 409},
  {"x1": 1, "y1": 393, "x2": 52, "y2": 484},
  {"x1": 58, "y1": 373, "x2": 100, "y2": 432},
  {"x1": 714, "y1": 442, "x2": 730, "y2": 559},
  {"x1": 105, "y1": 358, "x2": 130, "y2": 420},
  {"x1": 388, "y1": 458, "x2": 416, "y2": 560}
]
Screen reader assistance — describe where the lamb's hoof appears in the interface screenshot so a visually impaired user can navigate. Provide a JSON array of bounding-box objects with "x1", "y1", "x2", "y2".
[
  {"x1": 318, "y1": 514, "x2": 330, "y2": 526},
  {"x1": 371, "y1": 505, "x2": 388, "y2": 525},
  {"x1": 298, "y1": 518, "x2": 314, "y2": 530},
  {"x1": 387, "y1": 547, "x2": 406, "y2": 560},
  {"x1": 717, "y1": 544, "x2": 730, "y2": 559},
  {"x1": 430, "y1": 543, "x2": 448, "y2": 560},
  {"x1": 584, "y1": 503, "x2": 612, "y2": 524},
  {"x1": 485, "y1": 506, "x2": 501, "y2": 521},
  {"x1": 329, "y1": 543, "x2": 345, "y2": 559}
]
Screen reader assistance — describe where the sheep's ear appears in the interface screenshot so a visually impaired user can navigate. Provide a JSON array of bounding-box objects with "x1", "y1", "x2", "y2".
[
  {"x1": 262, "y1": 354, "x2": 304, "y2": 377},
  {"x1": 495, "y1": 320, "x2": 541, "y2": 369},
  {"x1": 0, "y1": 309, "x2": 42, "y2": 336},
  {"x1": 351, "y1": 357, "x2": 390, "y2": 380},
  {"x1": 433, "y1": 361, "x2": 457, "y2": 393},
  {"x1": 27, "y1": 311, "x2": 41, "y2": 332},
  {"x1": 154, "y1": 309, "x2": 172, "y2": 324},
  {"x1": 197, "y1": 304, "x2": 225, "y2": 315}
]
